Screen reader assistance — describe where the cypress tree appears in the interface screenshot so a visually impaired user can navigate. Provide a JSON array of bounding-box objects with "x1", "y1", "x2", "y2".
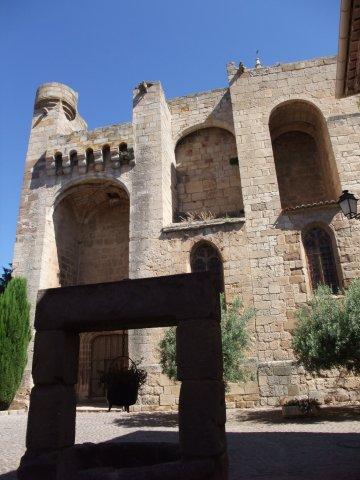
[
  {"x1": 0, "y1": 277, "x2": 30, "y2": 410},
  {"x1": 0, "y1": 263, "x2": 12, "y2": 294}
]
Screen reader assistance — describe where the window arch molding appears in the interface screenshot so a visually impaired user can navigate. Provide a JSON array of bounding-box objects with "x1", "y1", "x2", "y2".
[
  {"x1": 190, "y1": 240, "x2": 224, "y2": 293},
  {"x1": 174, "y1": 121, "x2": 235, "y2": 148},
  {"x1": 301, "y1": 223, "x2": 342, "y2": 294}
]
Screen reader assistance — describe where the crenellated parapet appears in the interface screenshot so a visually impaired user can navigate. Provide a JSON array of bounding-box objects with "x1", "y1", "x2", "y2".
[{"x1": 45, "y1": 123, "x2": 135, "y2": 176}]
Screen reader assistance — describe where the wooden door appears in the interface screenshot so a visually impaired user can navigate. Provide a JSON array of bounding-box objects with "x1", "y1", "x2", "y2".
[{"x1": 90, "y1": 333, "x2": 127, "y2": 398}]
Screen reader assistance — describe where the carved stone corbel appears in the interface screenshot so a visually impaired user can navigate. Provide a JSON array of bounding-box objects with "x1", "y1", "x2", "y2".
[
  {"x1": 93, "y1": 150, "x2": 103, "y2": 172},
  {"x1": 45, "y1": 156, "x2": 56, "y2": 176},
  {"x1": 62, "y1": 155, "x2": 71, "y2": 175},
  {"x1": 77, "y1": 153, "x2": 87, "y2": 174},
  {"x1": 119, "y1": 147, "x2": 135, "y2": 165},
  {"x1": 110, "y1": 150, "x2": 120, "y2": 169}
]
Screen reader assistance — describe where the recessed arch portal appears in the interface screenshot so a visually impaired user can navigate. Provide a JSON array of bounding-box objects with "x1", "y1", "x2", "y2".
[
  {"x1": 53, "y1": 179, "x2": 130, "y2": 400},
  {"x1": 269, "y1": 100, "x2": 340, "y2": 210},
  {"x1": 175, "y1": 127, "x2": 243, "y2": 221}
]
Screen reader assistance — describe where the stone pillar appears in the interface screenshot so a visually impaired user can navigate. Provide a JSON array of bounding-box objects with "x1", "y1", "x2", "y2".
[
  {"x1": 129, "y1": 81, "x2": 174, "y2": 278},
  {"x1": 176, "y1": 318, "x2": 226, "y2": 458},
  {"x1": 128, "y1": 82, "x2": 175, "y2": 374},
  {"x1": 25, "y1": 331, "x2": 79, "y2": 453},
  {"x1": 227, "y1": 67, "x2": 289, "y2": 366}
]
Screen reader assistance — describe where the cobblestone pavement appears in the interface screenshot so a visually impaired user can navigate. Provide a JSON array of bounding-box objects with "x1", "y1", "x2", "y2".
[{"x1": 1, "y1": 406, "x2": 360, "y2": 479}]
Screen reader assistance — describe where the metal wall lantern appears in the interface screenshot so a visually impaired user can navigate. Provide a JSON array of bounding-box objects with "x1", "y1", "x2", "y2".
[{"x1": 338, "y1": 190, "x2": 360, "y2": 220}]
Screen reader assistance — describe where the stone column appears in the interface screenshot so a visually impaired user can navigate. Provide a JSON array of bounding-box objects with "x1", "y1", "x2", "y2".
[
  {"x1": 26, "y1": 331, "x2": 79, "y2": 452},
  {"x1": 176, "y1": 318, "x2": 226, "y2": 458},
  {"x1": 128, "y1": 82, "x2": 175, "y2": 376}
]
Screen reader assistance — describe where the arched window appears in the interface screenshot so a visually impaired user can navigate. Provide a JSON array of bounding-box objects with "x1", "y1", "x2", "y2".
[
  {"x1": 303, "y1": 227, "x2": 340, "y2": 294},
  {"x1": 269, "y1": 100, "x2": 340, "y2": 209},
  {"x1": 191, "y1": 242, "x2": 224, "y2": 293}
]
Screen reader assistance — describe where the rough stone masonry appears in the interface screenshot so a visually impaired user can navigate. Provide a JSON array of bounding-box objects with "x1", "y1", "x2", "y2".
[{"x1": 13, "y1": 55, "x2": 360, "y2": 410}]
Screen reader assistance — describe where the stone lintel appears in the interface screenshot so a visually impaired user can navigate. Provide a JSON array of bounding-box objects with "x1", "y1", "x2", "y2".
[{"x1": 35, "y1": 272, "x2": 221, "y2": 332}]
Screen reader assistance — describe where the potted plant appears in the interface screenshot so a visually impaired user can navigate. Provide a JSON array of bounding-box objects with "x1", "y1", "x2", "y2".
[
  {"x1": 282, "y1": 397, "x2": 321, "y2": 418},
  {"x1": 99, "y1": 357, "x2": 147, "y2": 412}
]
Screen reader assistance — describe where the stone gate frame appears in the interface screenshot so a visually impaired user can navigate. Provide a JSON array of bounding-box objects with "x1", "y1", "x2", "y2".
[{"x1": 23, "y1": 272, "x2": 226, "y2": 473}]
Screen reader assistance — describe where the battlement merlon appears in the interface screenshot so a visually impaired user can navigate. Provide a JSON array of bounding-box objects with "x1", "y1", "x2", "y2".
[{"x1": 47, "y1": 122, "x2": 133, "y2": 159}]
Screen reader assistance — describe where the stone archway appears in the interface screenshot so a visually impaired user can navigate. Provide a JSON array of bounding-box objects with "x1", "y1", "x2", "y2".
[
  {"x1": 20, "y1": 272, "x2": 226, "y2": 480},
  {"x1": 53, "y1": 179, "x2": 130, "y2": 401}
]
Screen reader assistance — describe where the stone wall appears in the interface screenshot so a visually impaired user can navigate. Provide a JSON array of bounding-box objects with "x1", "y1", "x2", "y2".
[
  {"x1": 13, "y1": 57, "x2": 360, "y2": 410},
  {"x1": 175, "y1": 127, "x2": 243, "y2": 219}
]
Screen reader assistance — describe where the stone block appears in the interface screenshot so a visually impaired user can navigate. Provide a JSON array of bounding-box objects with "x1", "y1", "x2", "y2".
[
  {"x1": 287, "y1": 384, "x2": 300, "y2": 396},
  {"x1": 244, "y1": 381, "x2": 259, "y2": 395},
  {"x1": 179, "y1": 380, "x2": 226, "y2": 457},
  {"x1": 176, "y1": 319, "x2": 222, "y2": 381},
  {"x1": 32, "y1": 331, "x2": 79, "y2": 385},
  {"x1": 159, "y1": 394, "x2": 175, "y2": 406},
  {"x1": 26, "y1": 385, "x2": 76, "y2": 452}
]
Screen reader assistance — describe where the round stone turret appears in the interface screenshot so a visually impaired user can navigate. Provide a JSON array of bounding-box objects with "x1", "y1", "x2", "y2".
[{"x1": 35, "y1": 82, "x2": 78, "y2": 120}]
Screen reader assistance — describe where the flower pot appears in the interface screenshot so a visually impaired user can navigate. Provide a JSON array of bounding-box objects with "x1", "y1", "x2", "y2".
[
  {"x1": 106, "y1": 380, "x2": 140, "y2": 412},
  {"x1": 100, "y1": 356, "x2": 147, "y2": 412}
]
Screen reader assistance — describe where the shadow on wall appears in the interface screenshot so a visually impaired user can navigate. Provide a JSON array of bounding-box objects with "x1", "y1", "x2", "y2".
[{"x1": 273, "y1": 208, "x2": 339, "y2": 232}]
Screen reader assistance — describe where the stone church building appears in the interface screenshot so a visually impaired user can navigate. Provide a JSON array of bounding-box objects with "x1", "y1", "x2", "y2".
[{"x1": 13, "y1": 54, "x2": 360, "y2": 409}]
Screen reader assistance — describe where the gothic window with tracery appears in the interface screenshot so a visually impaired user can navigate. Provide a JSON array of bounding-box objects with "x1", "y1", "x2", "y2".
[
  {"x1": 191, "y1": 242, "x2": 224, "y2": 293},
  {"x1": 303, "y1": 227, "x2": 340, "y2": 294}
]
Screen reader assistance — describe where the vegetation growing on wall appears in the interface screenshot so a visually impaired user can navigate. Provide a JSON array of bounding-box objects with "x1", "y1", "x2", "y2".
[
  {"x1": 0, "y1": 277, "x2": 31, "y2": 410},
  {"x1": 159, "y1": 293, "x2": 255, "y2": 388},
  {"x1": 292, "y1": 279, "x2": 360, "y2": 373}
]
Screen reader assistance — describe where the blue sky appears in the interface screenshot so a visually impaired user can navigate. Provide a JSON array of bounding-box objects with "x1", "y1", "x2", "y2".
[{"x1": 0, "y1": 0, "x2": 340, "y2": 269}]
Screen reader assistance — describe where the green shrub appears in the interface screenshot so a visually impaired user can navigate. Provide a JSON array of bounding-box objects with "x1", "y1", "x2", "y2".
[
  {"x1": 292, "y1": 279, "x2": 360, "y2": 373},
  {"x1": 0, "y1": 277, "x2": 31, "y2": 410},
  {"x1": 159, "y1": 326, "x2": 177, "y2": 382},
  {"x1": 159, "y1": 293, "x2": 254, "y2": 388}
]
